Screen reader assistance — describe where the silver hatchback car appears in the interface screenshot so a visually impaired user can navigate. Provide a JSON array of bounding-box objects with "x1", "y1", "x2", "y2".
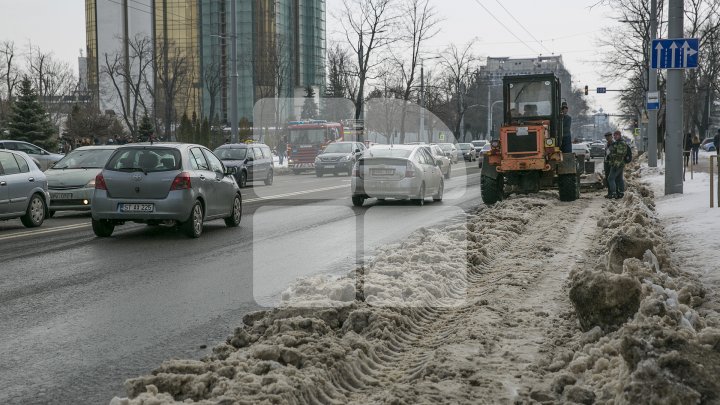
[
  {"x1": 91, "y1": 143, "x2": 242, "y2": 238},
  {"x1": 351, "y1": 144, "x2": 444, "y2": 207},
  {"x1": 0, "y1": 149, "x2": 50, "y2": 227}
]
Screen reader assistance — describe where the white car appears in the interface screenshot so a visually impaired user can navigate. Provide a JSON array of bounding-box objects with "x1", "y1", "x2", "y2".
[{"x1": 572, "y1": 143, "x2": 591, "y2": 161}]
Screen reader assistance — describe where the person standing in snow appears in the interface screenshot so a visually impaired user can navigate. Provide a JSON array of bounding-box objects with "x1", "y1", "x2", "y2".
[
  {"x1": 606, "y1": 131, "x2": 628, "y2": 199},
  {"x1": 560, "y1": 103, "x2": 572, "y2": 153},
  {"x1": 692, "y1": 134, "x2": 701, "y2": 165},
  {"x1": 603, "y1": 132, "x2": 613, "y2": 187},
  {"x1": 714, "y1": 129, "x2": 720, "y2": 156},
  {"x1": 684, "y1": 133, "x2": 693, "y2": 167}
]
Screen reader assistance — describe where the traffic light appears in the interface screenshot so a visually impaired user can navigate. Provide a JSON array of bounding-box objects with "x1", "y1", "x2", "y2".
[{"x1": 584, "y1": 85, "x2": 589, "y2": 96}]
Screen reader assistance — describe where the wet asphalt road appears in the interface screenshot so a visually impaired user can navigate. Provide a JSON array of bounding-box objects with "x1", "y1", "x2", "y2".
[{"x1": 0, "y1": 161, "x2": 481, "y2": 404}]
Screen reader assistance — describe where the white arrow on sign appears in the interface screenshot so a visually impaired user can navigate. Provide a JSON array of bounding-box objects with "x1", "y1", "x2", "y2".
[
  {"x1": 656, "y1": 42, "x2": 664, "y2": 67},
  {"x1": 682, "y1": 41, "x2": 698, "y2": 68},
  {"x1": 670, "y1": 42, "x2": 679, "y2": 68}
]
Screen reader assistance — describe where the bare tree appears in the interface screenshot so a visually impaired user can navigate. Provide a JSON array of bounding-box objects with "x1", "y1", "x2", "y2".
[
  {"x1": 101, "y1": 34, "x2": 154, "y2": 137},
  {"x1": 203, "y1": 60, "x2": 222, "y2": 127},
  {"x1": 394, "y1": 0, "x2": 440, "y2": 143},
  {"x1": 26, "y1": 45, "x2": 78, "y2": 129},
  {"x1": 0, "y1": 41, "x2": 21, "y2": 126},
  {"x1": 439, "y1": 42, "x2": 477, "y2": 141},
  {"x1": 155, "y1": 40, "x2": 191, "y2": 140},
  {"x1": 337, "y1": 0, "x2": 399, "y2": 124}
]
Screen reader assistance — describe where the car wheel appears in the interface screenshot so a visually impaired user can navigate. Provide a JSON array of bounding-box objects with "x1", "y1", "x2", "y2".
[
  {"x1": 413, "y1": 184, "x2": 426, "y2": 206},
  {"x1": 238, "y1": 171, "x2": 248, "y2": 188},
  {"x1": 264, "y1": 170, "x2": 274, "y2": 186},
  {"x1": 347, "y1": 166, "x2": 353, "y2": 176},
  {"x1": 20, "y1": 194, "x2": 46, "y2": 228},
  {"x1": 352, "y1": 195, "x2": 365, "y2": 207},
  {"x1": 444, "y1": 164, "x2": 451, "y2": 180},
  {"x1": 182, "y1": 201, "x2": 204, "y2": 238},
  {"x1": 433, "y1": 179, "x2": 444, "y2": 202},
  {"x1": 224, "y1": 194, "x2": 242, "y2": 227},
  {"x1": 92, "y1": 219, "x2": 115, "y2": 237}
]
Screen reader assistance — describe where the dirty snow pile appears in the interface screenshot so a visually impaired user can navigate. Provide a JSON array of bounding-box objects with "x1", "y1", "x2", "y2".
[
  {"x1": 110, "y1": 199, "x2": 541, "y2": 405},
  {"x1": 546, "y1": 156, "x2": 720, "y2": 404}
]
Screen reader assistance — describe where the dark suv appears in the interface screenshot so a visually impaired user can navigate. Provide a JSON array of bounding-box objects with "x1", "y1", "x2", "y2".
[
  {"x1": 214, "y1": 143, "x2": 274, "y2": 188},
  {"x1": 314, "y1": 141, "x2": 366, "y2": 177}
]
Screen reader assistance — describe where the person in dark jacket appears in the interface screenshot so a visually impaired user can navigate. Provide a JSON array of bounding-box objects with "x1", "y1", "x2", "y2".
[
  {"x1": 602, "y1": 132, "x2": 613, "y2": 186},
  {"x1": 691, "y1": 135, "x2": 701, "y2": 165},
  {"x1": 684, "y1": 133, "x2": 693, "y2": 167},
  {"x1": 606, "y1": 131, "x2": 628, "y2": 199},
  {"x1": 714, "y1": 129, "x2": 720, "y2": 156},
  {"x1": 560, "y1": 103, "x2": 572, "y2": 153}
]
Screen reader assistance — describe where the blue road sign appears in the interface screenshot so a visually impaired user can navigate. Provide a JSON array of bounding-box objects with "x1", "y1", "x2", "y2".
[
  {"x1": 647, "y1": 91, "x2": 660, "y2": 111},
  {"x1": 651, "y1": 38, "x2": 699, "y2": 69},
  {"x1": 597, "y1": 87, "x2": 606, "y2": 94}
]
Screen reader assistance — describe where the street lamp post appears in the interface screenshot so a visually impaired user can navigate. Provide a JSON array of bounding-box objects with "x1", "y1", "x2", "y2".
[
  {"x1": 419, "y1": 56, "x2": 441, "y2": 143},
  {"x1": 229, "y1": 0, "x2": 238, "y2": 143}
]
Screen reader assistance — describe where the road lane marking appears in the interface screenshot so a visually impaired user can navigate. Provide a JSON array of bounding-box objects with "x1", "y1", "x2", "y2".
[
  {"x1": 0, "y1": 223, "x2": 91, "y2": 241},
  {"x1": 244, "y1": 185, "x2": 348, "y2": 203}
]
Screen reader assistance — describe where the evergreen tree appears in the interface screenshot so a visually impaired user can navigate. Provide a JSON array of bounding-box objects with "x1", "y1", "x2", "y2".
[
  {"x1": 239, "y1": 117, "x2": 252, "y2": 141},
  {"x1": 8, "y1": 77, "x2": 57, "y2": 150},
  {"x1": 199, "y1": 117, "x2": 211, "y2": 147},
  {"x1": 138, "y1": 112, "x2": 154, "y2": 142},
  {"x1": 178, "y1": 112, "x2": 193, "y2": 143},
  {"x1": 301, "y1": 86, "x2": 319, "y2": 119}
]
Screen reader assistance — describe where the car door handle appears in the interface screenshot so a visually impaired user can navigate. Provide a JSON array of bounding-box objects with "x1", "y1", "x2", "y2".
[
  {"x1": 29, "y1": 177, "x2": 35, "y2": 182},
  {"x1": 199, "y1": 175, "x2": 206, "y2": 180},
  {"x1": 0, "y1": 181, "x2": 6, "y2": 186}
]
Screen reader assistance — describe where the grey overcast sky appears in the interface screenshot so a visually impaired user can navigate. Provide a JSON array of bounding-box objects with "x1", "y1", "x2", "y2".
[{"x1": 0, "y1": 0, "x2": 623, "y2": 113}]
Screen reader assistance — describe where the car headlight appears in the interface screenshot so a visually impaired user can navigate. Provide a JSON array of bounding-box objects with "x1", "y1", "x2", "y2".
[
  {"x1": 545, "y1": 139, "x2": 555, "y2": 147},
  {"x1": 86, "y1": 179, "x2": 96, "y2": 188},
  {"x1": 344, "y1": 155, "x2": 352, "y2": 161}
]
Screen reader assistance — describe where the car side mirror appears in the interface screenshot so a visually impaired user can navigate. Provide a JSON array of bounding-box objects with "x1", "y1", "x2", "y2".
[
  {"x1": 246, "y1": 156, "x2": 254, "y2": 162},
  {"x1": 436, "y1": 160, "x2": 443, "y2": 167},
  {"x1": 355, "y1": 149, "x2": 361, "y2": 154},
  {"x1": 225, "y1": 166, "x2": 237, "y2": 176}
]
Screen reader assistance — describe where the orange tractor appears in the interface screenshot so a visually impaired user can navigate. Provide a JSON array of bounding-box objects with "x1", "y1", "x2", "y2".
[{"x1": 480, "y1": 73, "x2": 580, "y2": 204}]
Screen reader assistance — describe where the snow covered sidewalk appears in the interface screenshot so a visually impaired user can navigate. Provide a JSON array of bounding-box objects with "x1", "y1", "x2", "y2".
[{"x1": 109, "y1": 157, "x2": 720, "y2": 405}]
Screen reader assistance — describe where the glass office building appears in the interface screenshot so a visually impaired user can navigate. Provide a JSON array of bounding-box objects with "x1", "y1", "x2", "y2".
[{"x1": 87, "y1": 0, "x2": 326, "y2": 129}]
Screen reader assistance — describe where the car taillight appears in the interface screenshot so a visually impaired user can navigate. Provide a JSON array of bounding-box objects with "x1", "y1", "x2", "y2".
[
  {"x1": 170, "y1": 172, "x2": 192, "y2": 190},
  {"x1": 405, "y1": 161, "x2": 416, "y2": 178},
  {"x1": 95, "y1": 173, "x2": 107, "y2": 190}
]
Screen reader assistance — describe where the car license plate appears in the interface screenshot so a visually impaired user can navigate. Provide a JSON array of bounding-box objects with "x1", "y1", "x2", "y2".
[
  {"x1": 51, "y1": 193, "x2": 72, "y2": 200},
  {"x1": 120, "y1": 203, "x2": 154, "y2": 213},
  {"x1": 325, "y1": 164, "x2": 335, "y2": 169},
  {"x1": 371, "y1": 168, "x2": 395, "y2": 176}
]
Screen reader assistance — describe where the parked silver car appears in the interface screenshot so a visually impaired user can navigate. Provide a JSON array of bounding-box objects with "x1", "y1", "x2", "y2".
[
  {"x1": 351, "y1": 144, "x2": 444, "y2": 207},
  {"x1": 0, "y1": 140, "x2": 64, "y2": 171},
  {"x1": 45, "y1": 145, "x2": 119, "y2": 216},
  {"x1": 0, "y1": 149, "x2": 50, "y2": 227},
  {"x1": 91, "y1": 143, "x2": 242, "y2": 238},
  {"x1": 437, "y1": 143, "x2": 460, "y2": 163},
  {"x1": 421, "y1": 144, "x2": 452, "y2": 179}
]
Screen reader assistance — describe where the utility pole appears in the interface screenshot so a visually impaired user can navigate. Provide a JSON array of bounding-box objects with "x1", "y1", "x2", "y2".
[
  {"x1": 230, "y1": 0, "x2": 239, "y2": 143},
  {"x1": 648, "y1": 0, "x2": 658, "y2": 167},
  {"x1": 666, "y1": 0, "x2": 683, "y2": 194},
  {"x1": 420, "y1": 62, "x2": 425, "y2": 143}
]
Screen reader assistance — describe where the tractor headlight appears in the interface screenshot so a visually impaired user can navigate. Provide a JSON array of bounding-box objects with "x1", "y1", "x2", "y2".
[
  {"x1": 491, "y1": 140, "x2": 500, "y2": 148},
  {"x1": 545, "y1": 139, "x2": 555, "y2": 147}
]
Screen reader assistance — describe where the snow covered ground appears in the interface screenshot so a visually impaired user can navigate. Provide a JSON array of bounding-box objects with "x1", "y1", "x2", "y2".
[{"x1": 109, "y1": 155, "x2": 720, "y2": 405}]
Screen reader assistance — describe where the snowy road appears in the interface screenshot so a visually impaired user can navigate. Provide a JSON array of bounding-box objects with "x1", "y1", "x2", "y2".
[{"x1": 0, "y1": 163, "x2": 480, "y2": 404}]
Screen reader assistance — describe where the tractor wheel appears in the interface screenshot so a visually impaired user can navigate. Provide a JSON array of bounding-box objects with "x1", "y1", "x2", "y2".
[
  {"x1": 558, "y1": 174, "x2": 579, "y2": 202},
  {"x1": 480, "y1": 175, "x2": 503, "y2": 205}
]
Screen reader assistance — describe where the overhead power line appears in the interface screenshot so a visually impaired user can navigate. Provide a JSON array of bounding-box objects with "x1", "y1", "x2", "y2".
[
  {"x1": 492, "y1": 0, "x2": 553, "y2": 54},
  {"x1": 470, "y1": 0, "x2": 540, "y2": 55}
]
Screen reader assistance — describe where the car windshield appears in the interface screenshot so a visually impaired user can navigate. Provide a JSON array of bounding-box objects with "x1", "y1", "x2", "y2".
[
  {"x1": 458, "y1": 144, "x2": 472, "y2": 150},
  {"x1": 365, "y1": 147, "x2": 412, "y2": 158},
  {"x1": 323, "y1": 143, "x2": 353, "y2": 153},
  {"x1": 214, "y1": 148, "x2": 248, "y2": 160},
  {"x1": 471, "y1": 141, "x2": 486, "y2": 147},
  {"x1": 52, "y1": 148, "x2": 115, "y2": 169},
  {"x1": 509, "y1": 80, "x2": 553, "y2": 117},
  {"x1": 106, "y1": 148, "x2": 181, "y2": 172},
  {"x1": 439, "y1": 144, "x2": 453, "y2": 151}
]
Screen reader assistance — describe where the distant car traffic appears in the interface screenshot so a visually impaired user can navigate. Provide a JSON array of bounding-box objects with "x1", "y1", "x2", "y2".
[
  {"x1": 314, "y1": 141, "x2": 366, "y2": 177},
  {"x1": 44, "y1": 145, "x2": 119, "y2": 216},
  {"x1": 0, "y1": 140, "x2": 64, "y2": 171},
  {"x1": 572, "y1": 143, "x2": 591, "y2": 161},
  {"x1": 351, "y1": 144, "x2": 444, "y2": 207},
  {"x1": 458, "y1": 143, "x2": 477, "y2": 162},
  {"x1": 477, "y1": 143, "x2": 492, "y2": 168},
  {"x1": 422, "y1": 144, "x2": 452, "y2": 179},
  {"x1": 0, "y1": 149, "x2": 50, "y2": 227},
  {"x1": 588, "y1": 141, "x2": 606, "y2": 158},
  {"x1": 91, "y1": 143, "x2": 242, "y2": 238},
  {"x1": 701, "y1": 139, "x2": 716, "y2": 152},
  {"x1": 437, "y1": 143, "x2": 459, "y2": 163},
  {"x1": 470, "y1": 140, "x2": 488, "y2": 155},
  {"x1": 214, "y1": 143, "x2": 273, "y2": 188}
]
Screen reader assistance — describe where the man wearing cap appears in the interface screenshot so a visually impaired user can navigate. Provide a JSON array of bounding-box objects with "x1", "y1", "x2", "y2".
[
  {"x1": 603, "y1": 132, "x2": 613, "y2": 187},
  {"x1": 607, "y1": 131, "x2": 628, "y2": 199},
  {"x1": 560, "y1": 103, "x2": 572, "y2": 153}
]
